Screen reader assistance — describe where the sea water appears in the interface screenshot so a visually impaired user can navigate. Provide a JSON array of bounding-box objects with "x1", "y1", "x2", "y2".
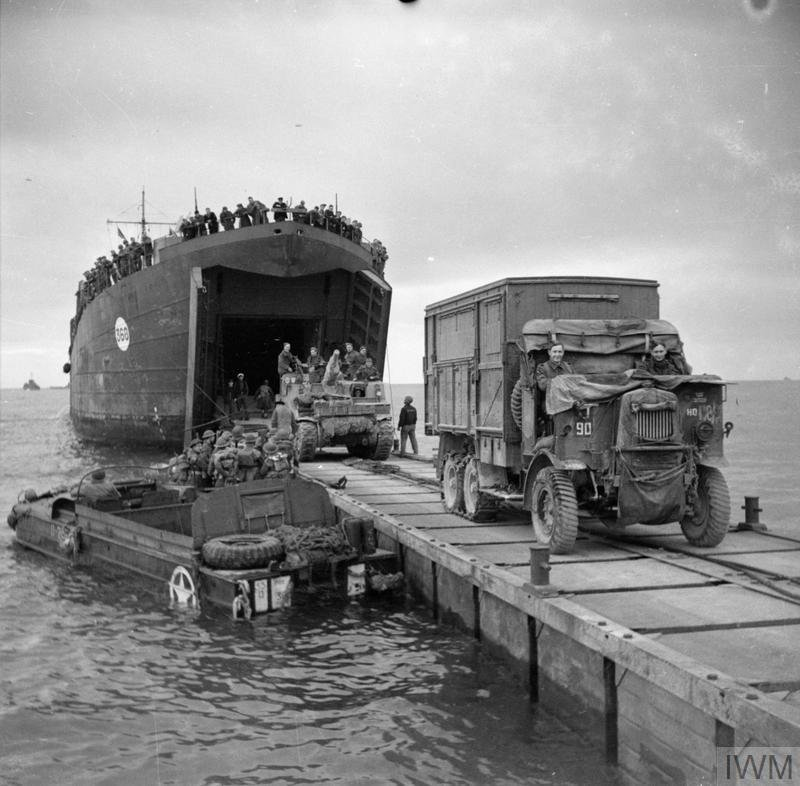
[{"x1": 1, "y1": 382, "x2": 796, "y2": 784}]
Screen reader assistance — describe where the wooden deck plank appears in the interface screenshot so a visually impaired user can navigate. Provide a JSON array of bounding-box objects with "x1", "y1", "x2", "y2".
[
  {"x1": 621, "y1": 531, "x2": 800, "y2": 556},
  {"x1": 355, "y1": 493, "x2": 443, "y2": 503},
  {"x1": 706, "y1": 551, "x2": 800, "y2": 579},
  {"x1": 506, "y1": 559, "x2": 719, "y2": 593},
  {"x1": 348, "y1": 501, "x2": 447, "y2": 515},
  {"x1": 460, "y1": 541, "x2": 643, "y2": 567},
  {"x1": 654, "y1": 625, "x2": 800, "y2": 685},
  {"x1": 576, "y1": 585, "x2": 800, "y2": 632},
  {"x1": 413, "y1": 524, "x2": 537, "y2": 544}
]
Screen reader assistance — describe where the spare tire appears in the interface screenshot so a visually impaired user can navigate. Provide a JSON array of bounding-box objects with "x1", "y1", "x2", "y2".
[
  {"x1": 201, "y1": 534, "x2": 284, "y2": 570},
  {"x1": 510, "y1": 379, "x2": 523, "y2": 430}
]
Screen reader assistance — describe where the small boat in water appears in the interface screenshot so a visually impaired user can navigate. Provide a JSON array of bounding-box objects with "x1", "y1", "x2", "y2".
[{"x1": 7, "y1": 467, "x2": 398, "y2": 618}]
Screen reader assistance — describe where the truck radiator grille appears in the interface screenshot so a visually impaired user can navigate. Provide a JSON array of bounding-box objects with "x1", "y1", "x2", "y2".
[{"x1": 636, "y1": 409, "x2": 674, "y2": 442}]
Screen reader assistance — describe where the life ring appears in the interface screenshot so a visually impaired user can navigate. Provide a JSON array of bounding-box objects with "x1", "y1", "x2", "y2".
[
  {"x1": 169, "y1": 566, "x2": 198, "y2": 607},
  {"x1": 201, "y1": 534, "x2": 284, "y2": 570},
  {"x1": 232, "y1": 580, "x2": 252, "y2": 620}
]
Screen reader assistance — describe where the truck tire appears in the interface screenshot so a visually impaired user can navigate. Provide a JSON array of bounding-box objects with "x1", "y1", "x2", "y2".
[
  {"x1": 510, "y1": 379, "x2": 523, "y2": 430},
  {"x1": 680, "y1": 466, "x2": 730, "y2": 547},
  {"x1": 202, "y1": 534, "x2": 284, "y2": 570},
  {"x1": 295, "y1": 421, "x2": 318, "y2": 462},
  {"x1": 463, "y1": 458, "x2": 497, "y2": 521},
  {"x1": 530, "y1": 467, "x2": 578, "y2": 554},
  {"x1": 442, "y1": 456, "x2": 465, "y2": 513},
  {"x1": 370, "y1": 420, "x2": 394, "y2": 461}
]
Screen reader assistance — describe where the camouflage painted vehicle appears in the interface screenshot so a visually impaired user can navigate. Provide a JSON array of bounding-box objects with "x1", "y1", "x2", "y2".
[{"x1": 280, "y1": 373, "x2": 394, "y2": 462}]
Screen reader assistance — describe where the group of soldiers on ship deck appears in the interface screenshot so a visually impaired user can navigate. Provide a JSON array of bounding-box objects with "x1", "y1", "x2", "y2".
[
  {"x1": 177, "y1": 196, "x2": 389, "y2": 276},
  {"x1": 70, "y1": 234, "x2": 154, "y2": 344},
  {"x1": 70, "y1": 192, "x2": 389, "y2": 346}
]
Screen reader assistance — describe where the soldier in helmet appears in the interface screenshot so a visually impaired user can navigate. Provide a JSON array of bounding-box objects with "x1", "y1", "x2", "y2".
[
  {"x1": 78, "y1": 469, "x2": 122, "y2": 505},
  {"x1": 397, "y1": 396, "x2": 418, "y2": 456}
]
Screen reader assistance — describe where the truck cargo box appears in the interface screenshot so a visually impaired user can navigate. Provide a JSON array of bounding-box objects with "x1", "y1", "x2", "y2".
[{"x1": 424, "y1": 277, "x2": 660, "y2": 465}]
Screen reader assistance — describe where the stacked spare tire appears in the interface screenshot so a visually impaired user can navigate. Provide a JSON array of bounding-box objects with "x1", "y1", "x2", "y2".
[{"x1": 201, "y1": 534, "x2": 285, "y2": 570}]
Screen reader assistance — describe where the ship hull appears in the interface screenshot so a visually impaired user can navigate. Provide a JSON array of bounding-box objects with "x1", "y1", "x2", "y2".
[{"x1": 70, "y1": 222, "x2": 391, "y2": 448}]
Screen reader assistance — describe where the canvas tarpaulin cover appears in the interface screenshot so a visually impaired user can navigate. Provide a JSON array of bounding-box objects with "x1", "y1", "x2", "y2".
[
  {"x1": 544, "y1": 372, "x2": 706, "y2": 415},
  {"x1": 521, "y1": 318, "x2": 683, "y2": 355},
  {"x1": 617, "y1": 454, "x2": 687, "y2": 526}
]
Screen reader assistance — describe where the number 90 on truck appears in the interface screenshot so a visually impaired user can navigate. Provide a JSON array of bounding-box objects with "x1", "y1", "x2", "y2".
[{"x1": 424, "y1": 277, "x2": 733, "y2": 554}]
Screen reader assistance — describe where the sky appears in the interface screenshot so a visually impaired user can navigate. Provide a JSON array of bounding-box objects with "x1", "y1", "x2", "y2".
[{"x1": 1, "y1": 0, "x2": 799, "y2": 387}]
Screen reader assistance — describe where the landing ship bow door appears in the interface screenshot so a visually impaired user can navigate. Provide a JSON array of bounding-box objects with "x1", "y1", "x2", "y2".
[{"x1": 184, "y1": 267, "x2": 204, "y2": 443}]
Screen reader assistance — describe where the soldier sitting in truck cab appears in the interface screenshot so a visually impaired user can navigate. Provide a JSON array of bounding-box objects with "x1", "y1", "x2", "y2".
[
  {"x1": 638, "y1": 342, "x2": 682, "y2": 375},
  {"x1": 535, "y1": 343, "x2": 574, "y2": 391}
]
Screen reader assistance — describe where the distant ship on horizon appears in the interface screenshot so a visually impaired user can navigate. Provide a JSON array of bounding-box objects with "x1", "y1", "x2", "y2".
[{"x1": 22, "y1": 374, "x2": 40, "y2": 391}]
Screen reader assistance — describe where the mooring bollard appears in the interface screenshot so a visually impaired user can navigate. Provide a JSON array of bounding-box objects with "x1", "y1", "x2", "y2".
[
  {"x1": 530, "y1": 544, "x2": 551, "y2": 586},
  {"x1": 737, "y1": 496, "x2": 767, "y2": 532}
]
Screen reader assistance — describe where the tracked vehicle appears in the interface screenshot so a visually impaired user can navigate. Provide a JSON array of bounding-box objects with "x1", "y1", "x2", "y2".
[
  {"x1": 425, "y1": 277, "x2": 733, "y2": 553},
  {"x1": 281, "y1": 374, "x2": 393, "y2": 461}
]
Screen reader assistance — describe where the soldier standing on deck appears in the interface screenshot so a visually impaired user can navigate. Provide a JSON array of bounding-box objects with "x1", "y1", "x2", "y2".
[
  {"x1": 270, "y1": 394, "x2": 298, "y2": 468},
  {"x1": 141, "y1": 232, "x2": 153, "y2": 266},
  {"x1": 234, "y1": 203, "x2": 251, "y2": 228},
  {"x1": 219, "y1": 206, "x2": 235, "y2": 231},
  {"x1": 205, "y1": 207, "x2": 219, "y2": 235},
  {"x1": 247, "y1": 196, "x2": 267, "y2": 224},
  {"x1": 272, "y1": 197, "x2": 288, "y2": 221},
  {"x1": 255, "y1": 379, "x2": 274, "y2": 417},
  {"x1": 233, "y1": 373, "x2": 249, "y2": 420},
  {"x1": 291, "y1": 200, "x2": 308, "y2": 223},
  {"x1": 398, "y1": 396, "x2": 418, "y2": 456}
]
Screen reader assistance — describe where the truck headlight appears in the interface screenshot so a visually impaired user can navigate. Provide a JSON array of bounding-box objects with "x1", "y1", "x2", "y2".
[{"x1": 695, "y1": 421, "x2": 714, "y2": 442}]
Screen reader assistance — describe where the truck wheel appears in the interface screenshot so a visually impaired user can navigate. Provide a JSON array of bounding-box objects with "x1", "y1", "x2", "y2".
[
  {"x1": 680, "y1": 466, "x2": 730, "y2": 547},
  {"x1": 295, "y1": 422, "x2": 318, "y2": 462},
  {"x1": 370, "y1": 420, "x2": 394, "y2": 461},
  {"x1": 530, "y1": 467, "x2": 578, "y2": 554},
  {"x1": 442, "y1": 457, "x2": 465, "y2": 513},
  {"x1": 463, "y1": 458, "x2": 497, "y2": 521}
]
